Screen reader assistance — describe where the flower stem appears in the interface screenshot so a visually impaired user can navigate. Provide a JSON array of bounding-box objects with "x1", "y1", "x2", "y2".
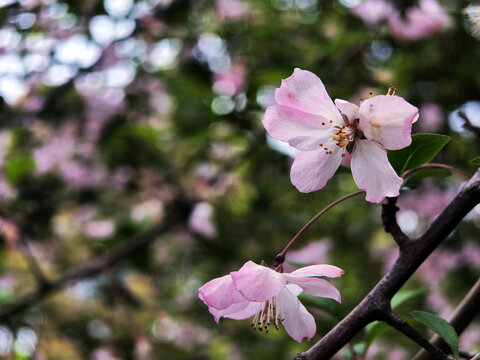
[
  {"x1": 402, "y1": 163, "x2": 472, "y2": 180},
  {"x1": 274, "y1": 190, "x2": 364, "y2": 267}
]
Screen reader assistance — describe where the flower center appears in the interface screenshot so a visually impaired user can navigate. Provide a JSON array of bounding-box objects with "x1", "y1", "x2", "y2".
[{"x1": 251, "y1": 297, "x2": 284, "y2": 333}]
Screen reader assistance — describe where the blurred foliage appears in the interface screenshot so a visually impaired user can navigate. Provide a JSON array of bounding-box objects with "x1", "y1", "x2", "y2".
[{"x1": 0, "y1": 0, "x2": 479, "y2": 359}]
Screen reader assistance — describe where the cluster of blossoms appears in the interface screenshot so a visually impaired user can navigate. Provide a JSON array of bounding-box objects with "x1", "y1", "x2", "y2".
[
  {"x1": 199, "y1": 261, "x2": 343, "y2": 342},
  {"x1": 352, "y1": 0, "x2": 450, "y2": 41},
  {"x1": 199, "y1": 68, "x2": 418, "y2": 341}
]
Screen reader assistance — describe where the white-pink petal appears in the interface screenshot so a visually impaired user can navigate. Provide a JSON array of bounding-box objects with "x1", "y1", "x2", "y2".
[
  {"x1": 286, "y1": 277, "x2": 341, "y2": 303},
  {"x1": 334, "y1": 99, "x2": 359, "y2": 122},
  {"x1": 224, "y1": 301, "x2": 262, "y2": 320},
  {"x1": 278, "y1": 287, "x2": 316, "y2": 342},
  {"x1": 351, "y1": 139, "x2": 404, "y2": 203},
  {"x1": 198, "y1": 274, "x2": 246, "y2": 310},
  {"x1": 275, "y1": 68, "x2": 343, "y2": 125},
  {"x1": 263, "y1": 105, "x2": 334, "y2": 151},
  {"x1": 290, "y1": 149, "x2": 343, "y2": 193},
  {"x1": 207, "y1": 301, "x2": 251, "y2": 323},
  {"x1": 231, "y1": 261, "x2": 285, "y2": 302},
  {"x1": 288, "y1": 264, "x2": 344, "y2": 278},
  {"x1": 358, "y1": 95, "x2": 419, "y2": 150}
]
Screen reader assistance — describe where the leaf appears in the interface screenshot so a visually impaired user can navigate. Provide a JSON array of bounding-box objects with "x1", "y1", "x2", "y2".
[
  {"x1": 388, "y1": 134, "x2": 451, "y2": 175},
  {"x1": 391, "y1": 288, "x2": 428, "y2": 309},
  {"x1": 410, "y1": 311, "x2": 459, "y2": 360},
  {"x1": 470, "y1": 157, "x2": 480, "y2": 166},
  {"x1": 365, "y1": 321, "x2": 391, "y2": 350},
  {"x1": 404, "y1": 169, "x2": 451, "y2": 185},
  {"x1": 4, "y1": 153, "x2": 35, "y2": 184}
]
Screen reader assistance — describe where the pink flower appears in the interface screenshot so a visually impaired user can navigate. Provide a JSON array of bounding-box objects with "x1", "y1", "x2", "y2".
[
  {"x1": 198, "y1": 260, "x2": 343, "y2": 342},
  {"x1": 351, "y1": 0, "x2": 395, "y2": 25},
  {"x1": 389, "y1": 0, "x2": 450, "y2": 41},
  {"x1": 262, "y1": 68, "x2": 419, "y2": 203}
]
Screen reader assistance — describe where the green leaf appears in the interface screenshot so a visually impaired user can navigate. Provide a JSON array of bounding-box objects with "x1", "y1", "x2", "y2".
[
  {"x1": 388, "y1": 134, "x2": 451, "y2": 175},
  {"x1": 470, "y1": 157, "x2": 480, "y2": 166},
  {"x1": 404, "y1": 169, "x2": 451, "y2": 185},
  {"x1": 410, "y1": 310, "x2": 459, "y2": 360},
  {"x1": 4, "y1": 153, "x2": 35, "y2": 184},
  {"x1": 391, "y1": 288, "x2": 428, "y2": 309},
  {"x1": 365, "y1": 321, "x2": 391, "y2": 350}
]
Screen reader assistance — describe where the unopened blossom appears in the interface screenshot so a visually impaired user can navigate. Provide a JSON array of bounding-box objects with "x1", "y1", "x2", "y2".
[
  {"x1": 199, "y1": 260, "x2": 343, "y2": 342},
  {"x1": 263, "y1": 68, "x2": 418, "y2": 203}
]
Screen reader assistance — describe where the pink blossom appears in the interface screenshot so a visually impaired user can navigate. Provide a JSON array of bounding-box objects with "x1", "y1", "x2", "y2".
[
  {"x1": 351, "y1": 0, "x2": 395, "y2": 25},
  {"x1": 389, "y1": 0, "x2": 450, "y2": 41},
  {"x1": 418, "y1": 103, "x2": 443, "y2": 132},
  {"x1": 262, "y1": 68, "x2": 418, "y2": 203},
  {"x1": 213, "y1": 63, "x2": 245, "y2": 96},
  {"x1": 199, "y1": 260, "x2": 343, "y2": 342},
  {"x1": 216, "y1": 0, "x2": 248, "y2": 20}
]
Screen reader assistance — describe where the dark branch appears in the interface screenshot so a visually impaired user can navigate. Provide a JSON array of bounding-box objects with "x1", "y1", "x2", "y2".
[
  {"x1": 0, "y1": 200, "x2": 192, "y2": 322},
  {"x1": 458, "y1": 111, "x2": 480, "y2": 138},
  {"x1": 413, "y1": 277, "x2": 480, "y2": 360},
  {"x1": 381, "y1": 197, "x2": 410, "y2": 246},
  {"x1": 295, "y1": 169, "x2": 480, "y2": 360}
]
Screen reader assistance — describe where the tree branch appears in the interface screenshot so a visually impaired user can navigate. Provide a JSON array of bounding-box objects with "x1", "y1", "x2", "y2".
[
  {"x1": 381, "y1": 197, "x2": 410, "y2": 246},
  {"x1": 295, "y1": 169, "x2": 480, "y2": 360},
  {"x1": 0, "y1": 200, "x2": 192, "y2": 322}
]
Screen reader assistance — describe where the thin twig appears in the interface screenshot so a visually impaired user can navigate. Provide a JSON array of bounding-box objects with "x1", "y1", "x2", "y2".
[
  {"x1": 273, "y1": 190, "x2": 364, "y2": 267},
  {"x1": 402, "y1": 163, "x2": 472, "y2": 180},
  {"x1": 382, "y1": 311, "x2": 448, "y2": 360},
  {"x1": 458, "y1": 111, "x2": 480, "y2": 138},
  {"x1": 0, "y1": 201, "x2": 191, "y2": 322},
  {"x1": 381, "y1": 197, "x2": 410, "y2": 246}
]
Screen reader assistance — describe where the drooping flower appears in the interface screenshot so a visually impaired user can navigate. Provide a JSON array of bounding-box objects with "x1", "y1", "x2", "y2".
[
  {"x1": 262, "y1": 68, "x2": 419, "y2": 203},
  {"x1": 198, "y1": 260, "x2": 343, "y2": 342}
]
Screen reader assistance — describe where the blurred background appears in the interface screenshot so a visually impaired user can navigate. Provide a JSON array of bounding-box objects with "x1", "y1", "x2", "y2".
[{"x1": 0, "y1": 0, "x2": 479, "y2": 359}]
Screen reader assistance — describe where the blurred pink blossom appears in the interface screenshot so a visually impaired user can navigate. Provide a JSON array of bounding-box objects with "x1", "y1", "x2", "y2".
[
  {"x1": 188, "y1": 202, "x2": 216, "y2": 239},
  {"x1": 84, "y1": 219, "x2": 115, "y2": 239},
  {"x1": 351, "y1": 0, "x2": 450, "y2": 41},
  {"x1": 284, "y1": 240, "x2": 331, "y2": 272},
  {"x1": 213, "y1": 63, "x2": 245, "y2": 96},
  {"x1": 418, "y1": 103, "x2": 444, "y2": 132},
  {"x1": 216, "y1": 0, "x2": 248, "y2": 20},
  {"x1": 389, "y1": 0, "x2": 450, "y2": 41},
  {"x1": 351, "y1": 0, "x2": 395, "y2": 25}
]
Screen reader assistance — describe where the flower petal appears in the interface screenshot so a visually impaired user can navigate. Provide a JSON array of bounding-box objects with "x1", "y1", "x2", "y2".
[
  {"x1": 288, "y1": 264, "x2": 344, "y2": 278},
  {"x1": 206, "y1": 301, "x2": 252, "y2": 323},
  {"x1": 285, "y1": 277, "x2": 341, "y2": 303},
  {"x1": 198, "y1": 274, "x2": 246, "y2": 310},
  {"x1": 334, "y1": 99, "x2": 359, "y2": 122},
  {"x1": 278, "y1": 287, "x2": 316, "y2": 342},
  {"x1": 224, "y1": 301, "x2": 262, "y2": 320},
  {"x1": 290, "y1": 148, "x2": 343, "y2": 193},
  {"x1": 263, "y1": 105, "x2": 335, "y2": 151},
  {"x1": 231, "y1": 261, "x2": 285, "y2": 302},
  {"x1": 351, "y1": 139, "x2": 403, "y2": 203},
  {"x1": 358, "y1": 95, "x2": 419, "y2": 150},
  {"x1": 275, "y1": 68, "x2": 343, "y2": 125}
]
